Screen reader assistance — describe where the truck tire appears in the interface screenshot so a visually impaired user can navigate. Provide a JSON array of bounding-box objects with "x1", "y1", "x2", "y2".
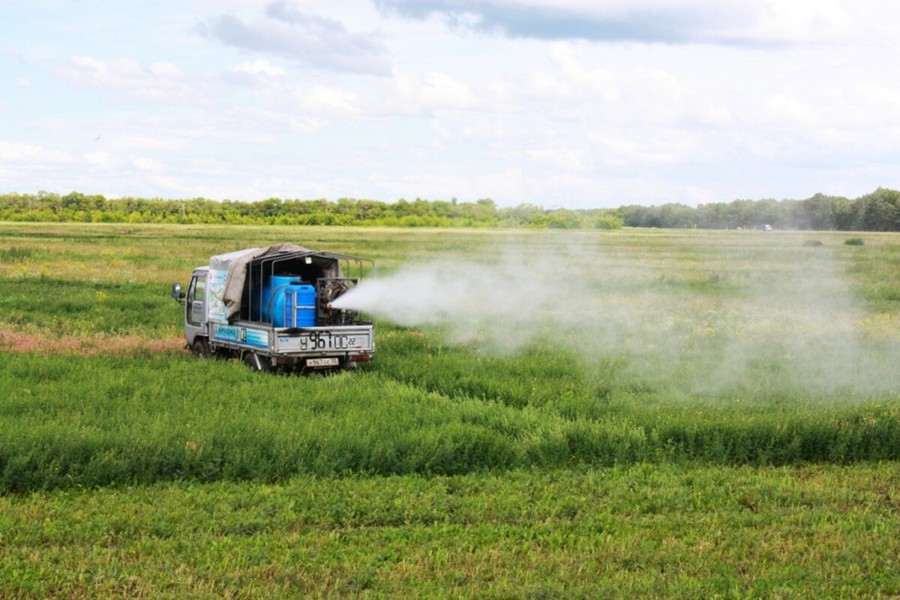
[
  {"x1": 242, "y1": 352, "x2": 271, "y2": 373},
  {"x1": 192, "y1": 338, "x2": 211, "y2": 358}
]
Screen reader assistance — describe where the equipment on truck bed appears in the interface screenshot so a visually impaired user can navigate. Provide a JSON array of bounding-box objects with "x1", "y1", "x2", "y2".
[{"x1": 171, "y1": 244, "x2": 374, "y2": 373}]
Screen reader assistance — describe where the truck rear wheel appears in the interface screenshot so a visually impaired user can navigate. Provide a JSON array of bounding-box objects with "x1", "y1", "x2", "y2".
[{"x1": 242, "y1": 352, "x2": 271, "y2": 372}]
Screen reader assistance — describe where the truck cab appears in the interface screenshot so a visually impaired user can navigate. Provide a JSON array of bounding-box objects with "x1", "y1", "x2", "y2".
[{"x1": 172, "y1": 267, "x2": 213, "y2": 356}]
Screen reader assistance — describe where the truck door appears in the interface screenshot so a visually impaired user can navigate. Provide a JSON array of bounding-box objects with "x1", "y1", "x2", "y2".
[{"x1": 186, "y1": 273, "x2": 207, "y2": 327}]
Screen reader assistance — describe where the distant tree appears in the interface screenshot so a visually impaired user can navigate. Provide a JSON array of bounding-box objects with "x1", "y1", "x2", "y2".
[
  {"x1": 1, "y1": 189, "x2": 898, "y2": 230},
  {"x1": 593, "y1": 214, "x2": 623, "y2": 229},
  {"x1": 858, "y1": 188, "x2": 900, "y2": 231}
]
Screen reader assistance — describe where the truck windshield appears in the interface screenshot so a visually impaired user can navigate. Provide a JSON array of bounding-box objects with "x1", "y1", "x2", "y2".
[{"x1": 191, "y1": 276, "x2": 206, "y2": 302}]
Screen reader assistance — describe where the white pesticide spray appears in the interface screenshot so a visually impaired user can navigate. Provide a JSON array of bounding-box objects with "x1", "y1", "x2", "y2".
[
  {"x1": 332, "y1": 234, "x2": 900, "y2": 396},
  {"x1": 331, "y1": 252, "x2": 594, "y2": 352}
]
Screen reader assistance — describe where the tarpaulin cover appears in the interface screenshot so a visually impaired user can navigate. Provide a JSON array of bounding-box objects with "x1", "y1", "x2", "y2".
[{"x1": 208, "y1": 244, "x2": 340, "y2": 323}]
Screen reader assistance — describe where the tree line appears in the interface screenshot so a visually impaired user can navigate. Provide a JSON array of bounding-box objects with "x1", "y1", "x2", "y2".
[
  {"x1": 0, "y1": 193, "x2": 622, "y2": 229},
  {"x1": 0, "y1": 188, "x2": 898, "y2": 231},
  {"x1": 620, "y1": 188, "x2": 900, "y2": 231}
]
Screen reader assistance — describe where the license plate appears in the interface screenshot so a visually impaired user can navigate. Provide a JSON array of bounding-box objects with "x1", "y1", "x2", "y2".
[
  {"x1": 295, "y1": 331, "x2": 371, "y2": 352},
  {"x1": 306, "y1": 357, "x2": 339, "y2": 368}
]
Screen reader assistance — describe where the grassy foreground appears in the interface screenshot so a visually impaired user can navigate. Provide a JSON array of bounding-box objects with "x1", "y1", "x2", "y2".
[
  {"x1": 2, "y1": 465, "x2": 897, "y2": 599},
  {"x1": 1, "y1": 223, "x2": 898, "y2": 598},
  {"x1": 0, "y1": 346, "x2": 898, "y2": 493}
]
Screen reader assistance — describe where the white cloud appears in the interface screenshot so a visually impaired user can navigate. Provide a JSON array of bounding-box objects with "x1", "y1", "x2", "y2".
[
  {"x1": 198, "y1": 2, "x2": 392, "y2": 75},
  {"x1": 376, "y1": 0, "x2": 838, "y2": 45},
  {"x1": 233, "y1": 59, "x2": 286, "y2": 78},
  {"x1": 84, "y1": 151, "x2": 119, "y2": 169},
  {"x1": 293, "y1": 85, "x2": 361, "y2": 118},
  {"x1": 130, "y1": 156, "x2": 163, "y2": 172},
  {"x1": 754, "y1": 0, "x2": 850, "y2": 42},
  {"x1": 222, "y1": 59, "x2": 288, "y2": 87},
  {"x1": 377, "y1": 0, "x2": 900, "y2": 54},
  {"x1": 391, "y1": 70, "x2": 479, "y2": 115},
  {"x1": 58, "y1": 56, "x2": 199, "y2": 104},
  {"x1": 763, "y1": 91, "x2": 819, "y2": 128},
  {"x1": 0, "y1": 140, "x2": 73, "y2": 164}
]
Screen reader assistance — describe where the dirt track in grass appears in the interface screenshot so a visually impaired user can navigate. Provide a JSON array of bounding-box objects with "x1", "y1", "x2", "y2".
[{"x1": 0, "y1": 329, "x2": 186, "y2": 356}]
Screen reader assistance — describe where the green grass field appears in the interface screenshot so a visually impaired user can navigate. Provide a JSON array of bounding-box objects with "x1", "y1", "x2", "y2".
[{"x1": 0, "y1": 223, "x2": 898, "y2": 598}]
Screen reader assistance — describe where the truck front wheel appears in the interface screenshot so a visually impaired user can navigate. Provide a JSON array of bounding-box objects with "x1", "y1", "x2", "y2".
[{"x1": 192, "y1": 338, "x2": 211, "y2": 358}]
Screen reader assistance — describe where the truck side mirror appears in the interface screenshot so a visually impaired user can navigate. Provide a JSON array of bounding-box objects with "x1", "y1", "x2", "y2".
[{"x1": 171, "y1": 282, "x2": 184, "y2": 302}]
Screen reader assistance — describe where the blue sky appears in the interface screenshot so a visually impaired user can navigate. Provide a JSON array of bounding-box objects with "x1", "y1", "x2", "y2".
[{"x1": 2, "y1": 0, "x2": 899, "y2": 208}]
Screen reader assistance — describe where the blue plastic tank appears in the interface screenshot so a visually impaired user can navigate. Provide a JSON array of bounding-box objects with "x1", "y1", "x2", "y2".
[{"x1": 260, "y1": 275, "x2": 316, "y2": 327}]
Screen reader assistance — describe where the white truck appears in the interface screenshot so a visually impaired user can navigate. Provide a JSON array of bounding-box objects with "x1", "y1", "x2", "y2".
[{"x1": 171, "y1": 243, "x2": 374, "y2": 372}]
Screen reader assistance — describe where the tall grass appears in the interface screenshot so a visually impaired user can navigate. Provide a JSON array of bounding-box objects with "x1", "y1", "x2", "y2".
[
  {"x1": 0, "y1": 276, "x2": 175, "y2": 336},
  {"x1": 1, "y1": 224, "x2": 898, "y2": 493},
  {"x1": 2, "y1": 465, "x2": 898, "y2": 599},
  {"x1": 2, "y1": 329, "x2": 897, "y2": 493},
  {"x1": 1, "y1": 223, "x2": 899, "y2": 598}
]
